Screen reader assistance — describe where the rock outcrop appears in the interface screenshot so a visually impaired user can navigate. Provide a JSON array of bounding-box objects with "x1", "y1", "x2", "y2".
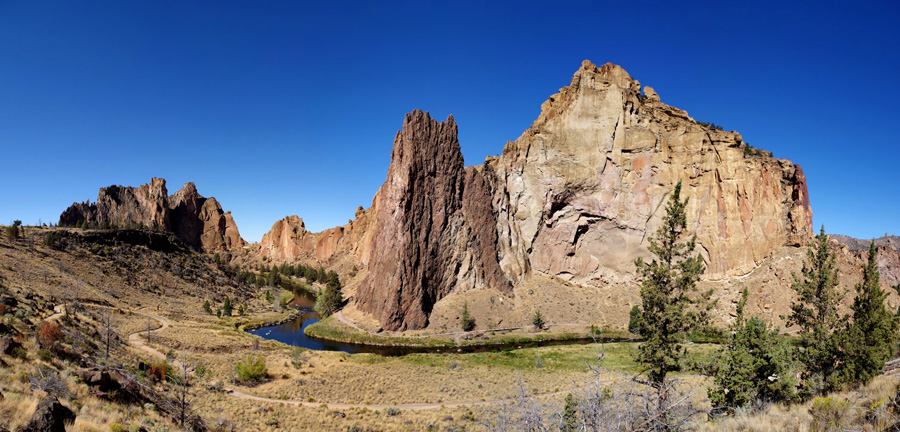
[
  {"x1": 833, "y1": 235, "x2": 900, "y2": 288},
  {"x1": 259, "y1": 207, "x2": 375, "y2": 264},
  {"x1": 22, "y1": 397, "x2": 75, "y2": 432},
  {"x1": 355, "y1": 110, "x2": 511, "y2": 331},
  {"x1": 256, "y1": 61, "x2": 814, "y2": 331},
  {"x1": 487, "y1": 61, "x2": 812, "y2": 286},
  {"x1": 59, "y1": 178, "x2": 245, "y2": 253}
]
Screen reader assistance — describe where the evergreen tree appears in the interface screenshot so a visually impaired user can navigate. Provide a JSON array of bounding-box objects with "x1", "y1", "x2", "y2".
[
  {"x1": 314, "y1": 277, "x2": 343, "y2": 317},
  {"x1": 834, "y1": 242, "x2": 899, "y2": 388},
  {"x1": 459, "y1": 301, "x2": 474, "y2": 331},
  {"x1": 634, "y1": 181, "x2": 712, "y2": 417},
  {"x1": 532, "y1": 309, "x2": 545, "y2": 330},
  {"x1": 202, "y1": 300, "x2": 212, "y2": 314},
  {"x1": 784, "y1": 226, "x2": 843, "y2": 396},
  {"x1": 223, "y1": 296, "x2": 233, "y2": 317},
  {"x1": 628, "y1": 305, "x2": 643, "y2": 336},
  {"x1": 709, "y1": 287, "x2": 798, "y2": 414}
]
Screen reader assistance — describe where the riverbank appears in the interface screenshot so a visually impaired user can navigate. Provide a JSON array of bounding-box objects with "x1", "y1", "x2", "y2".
[{"x1": 303, "y1": 315, "x2": 639, "y2": 350}]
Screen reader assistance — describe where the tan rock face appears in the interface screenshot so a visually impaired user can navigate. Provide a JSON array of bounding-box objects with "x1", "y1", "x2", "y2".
[
  {"x1": 488, "y1": 61, "x2": 813, "y2": 286},
  {"x1": 59, "y1": 178, "x2": 245, "y2": 254},
  {"x1": 258, "y1": 207, "x2": 375, "y2": 264}
]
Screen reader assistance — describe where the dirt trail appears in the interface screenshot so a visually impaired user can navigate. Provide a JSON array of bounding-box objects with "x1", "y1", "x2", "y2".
[{"x1": 123, "y1": 307, "x2": 596, "y2": 411}]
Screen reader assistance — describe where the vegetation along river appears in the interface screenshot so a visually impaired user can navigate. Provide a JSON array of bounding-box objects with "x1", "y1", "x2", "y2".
[{"x1": 247, "y1": 290, "x2": 639, "y2": 356}]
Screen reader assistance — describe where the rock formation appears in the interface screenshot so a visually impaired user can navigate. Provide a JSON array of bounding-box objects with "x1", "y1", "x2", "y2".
[
  {"x1": 59, "y1": 178, "x2": 245, "y2": 253},
  {"x1": 355, "y1": 110, "x2": 511, "y2": 330},
  {"x1": 259, "y1": 207, "x2": 375, "y2": 264},
  {"x1": 246, "y1": 61, "x2": 816, "y2": 331},
  {"x1": 487, "y1": 60, "x2": 813, "y2": 286}
]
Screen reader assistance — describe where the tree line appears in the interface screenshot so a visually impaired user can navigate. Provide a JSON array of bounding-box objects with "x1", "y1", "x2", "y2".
[{"x1": 630, "y1": 181, "x2": 900, "y2": 423}]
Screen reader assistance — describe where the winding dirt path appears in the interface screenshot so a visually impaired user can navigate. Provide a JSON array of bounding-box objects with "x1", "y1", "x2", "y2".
[{"x1": 124, "y1": 307, "x2": 597, "y2": 411}]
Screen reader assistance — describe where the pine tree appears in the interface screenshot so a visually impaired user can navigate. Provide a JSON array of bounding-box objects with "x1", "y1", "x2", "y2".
[
  {"x1": 834, "y1": 242, "x2": 898, "y2": 388},
  {"x1": 785, "y1": 226, "x2": 843, "y2": 396},
  {"x1": 202, "y1": 300, "x2": 211, "y2": 314},
  {"x1": 314, "y1": 277, "x2": 344, "y2": 317},
  {"x1": 223, "y1": 296, "x2": 233, "y2": 317},
  {"x1": 634, "y1": 181, "x2": 712, "y2": 419},
  {"x1": 459, "y1": 301, "x2": 474, "y2": 331},
  {"x1": 709, "y1": 287, "x2": 798, "y2": 414},
  {"x1": 532, "y1": 309, "x2": 545, "y2": 330},
  {"x1": 628, "y1": 305, "x2": 643, "y2": 335}
]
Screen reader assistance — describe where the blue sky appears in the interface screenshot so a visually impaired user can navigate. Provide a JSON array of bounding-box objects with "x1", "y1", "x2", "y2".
[{"x1": 1, "y1": 1, "x2": 897, "y2": 242}]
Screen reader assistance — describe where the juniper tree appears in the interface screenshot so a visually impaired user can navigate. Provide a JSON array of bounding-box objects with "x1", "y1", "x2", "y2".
[
  {"x1": 459, "y1": 301, "x2": 474, "y2": 331},
  {"x1": 834, "y1": 241, "x2": 898, "y2": 389},
  {"x1": 784, "y1": 226, "x2": 844, "y2": 396},
  {"x1": 314, "y1": 275, "x2": 344, "y2": 317},
  {"x1": 222, "y1": 296, "x2": 233, "y2": 317},
  {"x1": 634, "y1": 181, "x2": 712, "y2": 421},
  {"x1": 709, "y1": 287, "x2": 798, "y2": 414}
]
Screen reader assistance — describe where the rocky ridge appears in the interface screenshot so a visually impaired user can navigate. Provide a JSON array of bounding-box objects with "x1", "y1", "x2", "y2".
[
  {"x1": 59, "y1": 178, "x2": 245, "y2": 254},
  {"x1": 245, "y1": 61, "x2": 817, "y2": 331}
]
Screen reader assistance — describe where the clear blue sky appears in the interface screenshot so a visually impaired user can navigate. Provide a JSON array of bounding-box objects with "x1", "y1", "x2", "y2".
[{"x1": 1, "y1": 1, "x2": 897, "y2": 242}]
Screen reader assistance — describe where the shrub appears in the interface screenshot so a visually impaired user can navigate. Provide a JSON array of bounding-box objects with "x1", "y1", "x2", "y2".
[
  {"x1": 110, "y1": 423, "x2": 127, "y2": 432},
  {"x1": 37, "y1": 349, "x2": 53, "y2": 362},
  {"x1": 385, "y1": 407, "x2": 400, "y2": 417},
  {"x1": 148, "y1": 361, "x2": 172, "y2": 382},
  {"x1": 234, "y1": 355, "x2": 268, "y2": 382},
  {"x1": 532, "y1": 309, "x2": 545, "y2": 330},
  {"x1": 37, "y1": 322, "x2": 63, "y2": 349}
]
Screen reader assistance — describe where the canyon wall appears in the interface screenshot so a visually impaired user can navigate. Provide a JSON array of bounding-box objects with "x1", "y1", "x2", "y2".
[{"x1": 255, "y1": 61, "x2": 815, "y2": 330}]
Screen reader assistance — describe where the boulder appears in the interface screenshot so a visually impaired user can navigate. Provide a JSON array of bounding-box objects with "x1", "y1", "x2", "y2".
[{"x1": 21, "y1": 397, "x2": 74, "y2": 432}]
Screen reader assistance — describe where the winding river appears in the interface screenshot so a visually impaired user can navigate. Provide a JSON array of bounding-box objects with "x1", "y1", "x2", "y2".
[{"x1": 247, "y1": 290, "x2": 635, "y2": 356}]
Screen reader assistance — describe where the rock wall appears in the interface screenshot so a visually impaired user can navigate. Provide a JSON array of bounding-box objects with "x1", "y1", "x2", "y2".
[
  {"x1": 487, "y1": 61, "x2": 813, "y2": 286},
  {"x1": 355, "y1": 110, "x2": 511, "y2": 331},
  {"x1": 59, "y1": 178, "x2": 245, "y2": 253},
  {"x1": 258, "y1": 207, "x2": 375, "y2": 264},
  {"x1": 254, "y1": 61, "x2": 815, "y2": 331}
]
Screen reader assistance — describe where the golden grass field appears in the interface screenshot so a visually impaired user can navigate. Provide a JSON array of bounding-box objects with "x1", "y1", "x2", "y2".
[{"x1": 2, "y1": 226, "x2": 900, "y2": 431}]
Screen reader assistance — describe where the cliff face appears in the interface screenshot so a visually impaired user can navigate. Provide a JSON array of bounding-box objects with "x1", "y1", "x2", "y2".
[
  {"x1": 354, "y1": 110, "x2": 511, "y2": 331},
  {"x1": 488, "y1": 61, "x2": 813, "y2": 286},
  {"x1": 258, "y1": 208, "x2": 375, "y2": 264},
  {"x1": 257, "y1": 61, "x2": 815, "y2": 331},
  {"x1": 59, "y1": 178, "x2": 245, "y2": 253}
]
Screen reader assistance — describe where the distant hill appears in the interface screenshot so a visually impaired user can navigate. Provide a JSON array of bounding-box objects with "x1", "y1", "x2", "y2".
[{"x1": 832, "y1": 234, "x2": 900, "y2": 251}]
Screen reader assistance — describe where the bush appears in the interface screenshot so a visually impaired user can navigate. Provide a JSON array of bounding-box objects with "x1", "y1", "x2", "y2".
[
  {"x1": 37, "y1": 322, "x2": 63, "y2": 349},
  {"x1": 110, "y1": 423, "x2": 127, "y2": 432},
  {"x1": 532, "y1": 309, "x2": 545, "y2": 330},
  {"x1": 385, "y1": 407, "x2": 400, "y2": 417},
  {"x1": 234, "y1": 355, "x2": 268, "y2": 382},
  {"x1": 148, "y1": 361, "x2": 173, "y2": 382},
  {"x1": 37, "y1": 349, "x2": 53, "y2": 362}
]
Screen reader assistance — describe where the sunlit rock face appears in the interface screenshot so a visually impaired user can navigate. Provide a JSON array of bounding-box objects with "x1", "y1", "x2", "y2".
[
  {"x1": 59, "y1": 178, "x2": 246, "y2": 253},
  {"x1": 258, "y1": 61, "x2": 814, "y2": 331},
  {"x1": 488, "y1": 60, "x2": 812, "y2": 286}
]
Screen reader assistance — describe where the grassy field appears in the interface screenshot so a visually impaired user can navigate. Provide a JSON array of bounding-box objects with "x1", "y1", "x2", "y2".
[{"x1": 305, "y1": 314, "x2": 638, "y2": 348}]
